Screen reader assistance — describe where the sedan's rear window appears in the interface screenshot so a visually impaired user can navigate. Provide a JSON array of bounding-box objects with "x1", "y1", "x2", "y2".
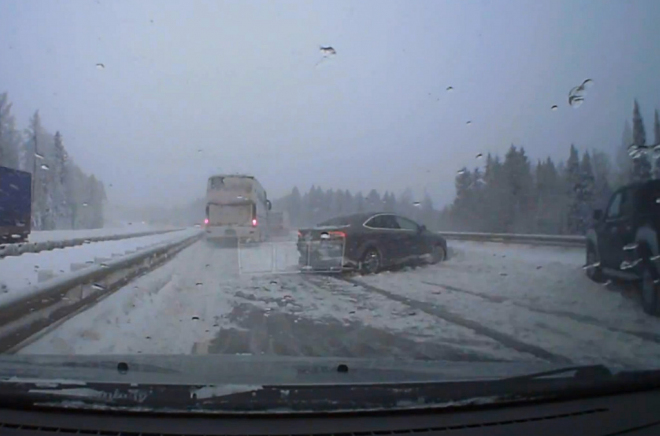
[{"x1": 318, "y1": 216, "x2": 352, "y2": 226}]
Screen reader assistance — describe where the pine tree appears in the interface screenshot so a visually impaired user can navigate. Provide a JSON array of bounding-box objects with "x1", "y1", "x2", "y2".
[
  {"x1": 355, "y1": 192, "x2": 364, "y2": 213},
  {"x1": 399, "y1": 188, "x2": 414, "y2": 217},
  {"x1": 615, "y1": 121, "x2": 633, "y2": 187},
  {"x1": 365, "y1": 189, "x2": 381, "y2": 212},
  {"x1": 0, "y1": 93, "x2": 19, "y2": 169},
  {"x1": 591, "y1": 150, "x2": 613, "y2": 209},
  {"x1": 631, "y1": 99, "x2": 652, "y2": 182},
  {"x1": 534, "y1": 157, "x2": 565, "y2": 233},
  {"x1": 578, "y1": 151, "x2": 595, "y2": 233},
  {"x1": 287, "y1": 187, "x2": 302, "y2": 226},
  {"x1": 25, "y1": 111, "x2": 45, "y2": 229},
  {"x1": 420, "y1": 192, "x2": 434, "y2": 228},
  {"x1": 502, "y1": 146, "x2": 534, "y2": 232},
  {"x1": 566, "y1": 144, "x2": 581, "y2": 234},
  {"x1": 383, "y1": 191, "x2": 397, "y2": 212},
  {"x1": 345, "y1": 190, "x2": 353, "y2": 214}
]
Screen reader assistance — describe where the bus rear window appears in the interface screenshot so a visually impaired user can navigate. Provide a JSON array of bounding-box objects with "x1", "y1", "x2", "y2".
[{"x1": 208, "y1": 177, "x2": 253, "y2": 192}]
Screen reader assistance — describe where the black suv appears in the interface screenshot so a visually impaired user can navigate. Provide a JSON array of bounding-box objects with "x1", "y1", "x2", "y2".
[{"x1": 586, "y1": 180, "x2": 660, "y2": 315}]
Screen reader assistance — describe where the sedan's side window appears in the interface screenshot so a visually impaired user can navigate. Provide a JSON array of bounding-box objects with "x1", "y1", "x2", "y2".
[
  {"x1": 381, "y1": 215, "x2": 401, "y2": 229},
  {"x1": 366, "y1": 215, "x2": 400, "y2": 229},
  {"x1": 606, "y1": 192, "x2": 622, "y2": 219},
  {"x1": 365, "y1": 215, "x2": 386, "y2": 228},
  {"x1": 395, "y1": 216, "x2": 419, "y2": 231}
]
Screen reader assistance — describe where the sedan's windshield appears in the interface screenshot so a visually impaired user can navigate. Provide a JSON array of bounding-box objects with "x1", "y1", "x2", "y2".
[{"x1": 0, "y1": 0, "x2": 659, "y2": 412}]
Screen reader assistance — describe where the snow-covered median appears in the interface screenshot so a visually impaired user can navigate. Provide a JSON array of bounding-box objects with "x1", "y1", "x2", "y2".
[
  {"x1": 0, "y1": 229, "x2": 194, "y2": 304},
  {"x1": 27, "y1": 224, "x2": 176, "y2": 244}
]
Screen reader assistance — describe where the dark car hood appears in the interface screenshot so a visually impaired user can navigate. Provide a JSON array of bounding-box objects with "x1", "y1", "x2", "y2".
[{"x1": 0, "y1": 354, "x2": 604, "y2": 386}]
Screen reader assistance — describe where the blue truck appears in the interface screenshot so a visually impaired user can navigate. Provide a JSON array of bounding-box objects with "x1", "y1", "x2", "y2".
[{"x1": 0, "y1": 166, "x2": 32, "y2": 243}]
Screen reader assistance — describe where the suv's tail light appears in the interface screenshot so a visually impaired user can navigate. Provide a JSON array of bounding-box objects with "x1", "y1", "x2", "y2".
[
  {"x1": 252, "y1": 218, "x2": 258, "y2": 227},
  {"x1": 204, "y1": 218, "x2": 209, "y2": 225}
]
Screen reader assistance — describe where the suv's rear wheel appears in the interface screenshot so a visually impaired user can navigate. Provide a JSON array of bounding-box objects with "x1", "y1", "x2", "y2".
[
  {"x1": 640, "y1": 265, "x2": 660, "y2": 316},
  {"x1": 585, "y1": 244, "x2": 604, "y2": 283}
]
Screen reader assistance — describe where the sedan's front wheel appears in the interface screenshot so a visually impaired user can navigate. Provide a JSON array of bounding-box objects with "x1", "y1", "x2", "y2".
[{"x1": 430, "y1": 245, "x2": 446, "y2": 264}]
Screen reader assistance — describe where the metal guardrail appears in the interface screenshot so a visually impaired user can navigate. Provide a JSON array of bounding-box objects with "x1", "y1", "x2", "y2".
[
  {"x1": 0, "y1": 229, "x2": 203, "y2": 353},
  {"x1": 438, "y1": 231, "x2": 586, "y2": 248},
  {"x1": 0, "y1": 228, "x2": 184, "y2": 259}
]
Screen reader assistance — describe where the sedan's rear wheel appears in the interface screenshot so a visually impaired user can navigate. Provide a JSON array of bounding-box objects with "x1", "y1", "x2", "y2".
[{"x1": 360, "y1": 247, "x2": 381, "y2": 275}]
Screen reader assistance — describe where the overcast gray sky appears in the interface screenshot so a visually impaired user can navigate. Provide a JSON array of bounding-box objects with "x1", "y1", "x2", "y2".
[{"x1": 1, "y1": 0, "x2": 660, "y2": 209}]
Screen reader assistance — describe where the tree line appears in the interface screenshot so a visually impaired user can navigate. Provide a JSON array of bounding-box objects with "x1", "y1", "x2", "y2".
[
  {"x1": 441, "y1": 99, "x2": 660, "y2": 234},
  {"x1": 274, "y1": 186, "x2": 439, "y2": 229},
  {"x1": 276, "y1": 99, "x2": 660, "y2": 235},
  {"x1": 0, "y1": 92, "x2": 106, "y2": 230}
]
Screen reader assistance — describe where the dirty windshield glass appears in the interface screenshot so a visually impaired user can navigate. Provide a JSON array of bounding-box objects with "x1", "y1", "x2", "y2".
[{"x1": 0, "y1": 0, "x2": 660, "y2": 411}]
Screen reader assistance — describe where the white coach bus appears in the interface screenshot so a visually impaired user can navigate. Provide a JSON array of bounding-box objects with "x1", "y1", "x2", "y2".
[{"x1": 204, "y1": 174, "x2": 272, "y2": 242}]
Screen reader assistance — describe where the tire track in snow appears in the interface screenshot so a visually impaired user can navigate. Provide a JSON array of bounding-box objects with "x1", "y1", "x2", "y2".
[
  {"x1": 422, "y1": 281, "x2": 660, "y2": 345},
  {"x1": 337, "y1": 276, "x2": 572, "y2": 365}
]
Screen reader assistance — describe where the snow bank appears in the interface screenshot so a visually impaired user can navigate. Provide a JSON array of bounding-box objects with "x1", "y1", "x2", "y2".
[
  {"x1": 28, "y1": 224, "x2": 175, "y2": 244},
  {"x1": 0, "y1": 230, "x2": 192, "y2": 303}
]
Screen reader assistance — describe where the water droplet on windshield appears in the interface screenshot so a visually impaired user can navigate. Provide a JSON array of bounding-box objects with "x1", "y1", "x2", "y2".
[
  {"x1": 319, "y1": 46, "x2": 336, "y2": 56},
  {"x1": 583, "y1": 262, "x2": 601, "y2": 270},
  {"x1": 623, "y1": 243, "x2": 638, "y2": 251},
  {"x1": 92, "y1": 283, "x2": 106, "y2": 291},
  {"x1": 551, "y1": 105, "x2": 558, "y2": 111},
  {"x1": 413, "y1": 201, "x2": 421, "y2": 207},
  {"x1": 195, "y1": 282, "x2": 203, "y2": 286},
  {"x1": 96, "y1": 63, "x2": 105, "y2": 70},
  {"x1": 117, "y1": 362, "x2": 129, "y2": 374},
  {"x1": 82, "y1": 202, "x2": 88, "y2": 207},
  {"x1": 581, "y1": 78, "x2": 594, "y2": 89},
  {"x1": 40, "y1": 164, "x2": 49, "y2": 170},
  {"x1": 34, "y1": 152, "x2": 44, "y2": 159},
  {"x1": 466, "y1": 121, "x2": 472, "y2": 125},
  {"x1": 568, "y1": 96, "x2": 584, "y2": 108},
  {"x1": 568, "y1": 79, "x2": 593, "y2": 108},
  {"x1": 457, "y1": 169, "x2": 466, "y2": 175},
  {"x1": 475, "y1": 153, "x2": 483, "y2": 159},
  {"x1": 446, "y1": 86, "x2": 454, "y2": 92},
  {"x1": 192, "y1": 316, "x2": 200, "y2": 320}
]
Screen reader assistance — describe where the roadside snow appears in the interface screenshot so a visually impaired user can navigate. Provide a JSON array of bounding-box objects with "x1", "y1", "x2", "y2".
[
  {"x1": 356, "y1": 240, "x2": 660, "y2": 368},
  {"x1": 28, "y1": 224, "x2": 175, "y2": 244},
  {"x1": 0, "y1": 229, "x2": 193, "y2": 302}
]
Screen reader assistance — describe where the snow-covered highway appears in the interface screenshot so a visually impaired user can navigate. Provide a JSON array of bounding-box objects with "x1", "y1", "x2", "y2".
[{"x1": 19, "y1": 237, "x2": 660, "y2": 368}]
